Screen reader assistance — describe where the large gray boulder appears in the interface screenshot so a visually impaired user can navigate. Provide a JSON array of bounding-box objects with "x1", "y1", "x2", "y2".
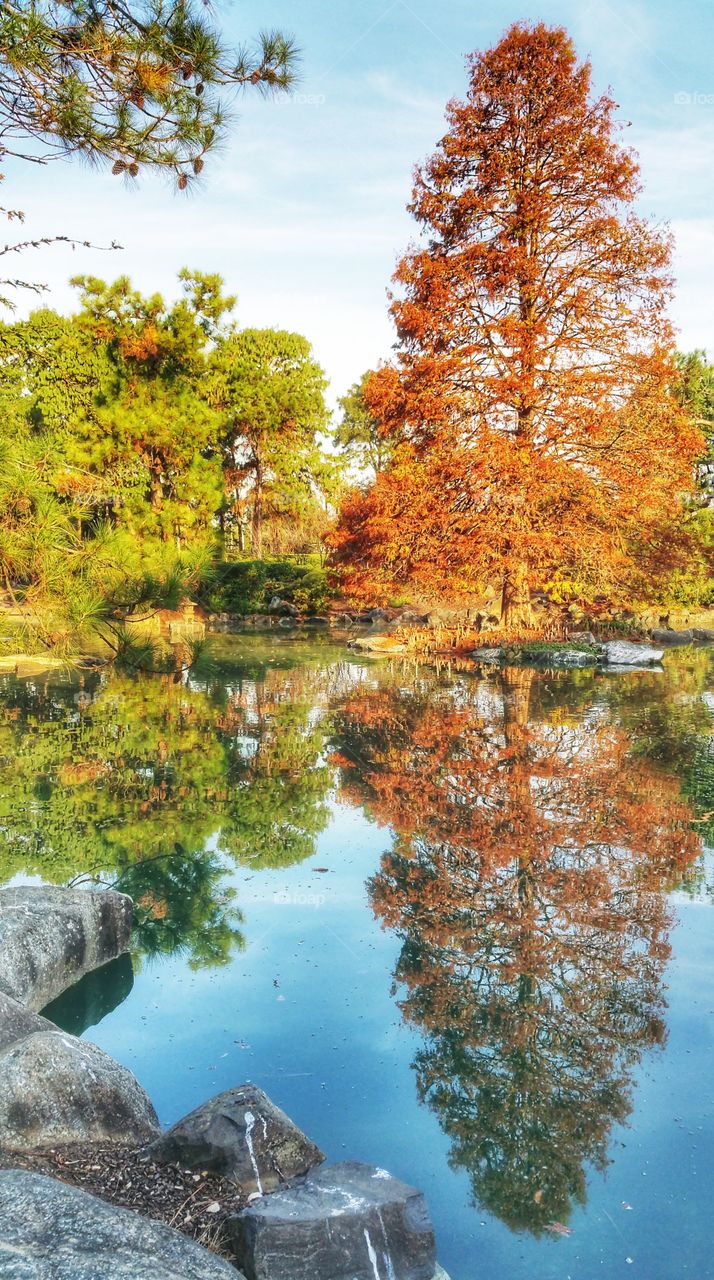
[
  {"x1": 228, "y1": 1161, "x2": 436, "y2": 1280},
  {"x1": 0, "y1": 1169, "x2": 242, "y2": 1279},
  {"x1": 602, "y1": 640, "x2": 664, "y2": 666},
  {"x1": 0, "y1": 1030, "x2": 159, "y2": 1149},
  {"x1": 147, "y1": 1084, "x2": 323, "y2": 1194},
  {"x1": 0, "y1": 887, "x2": 156, "y2": 1151},
  {"x1": 0, "y1": 991, "x2": 54, "y2": 1055},
  {"x1": 0, "y1": 886, "x2": 133, "y2": 1011}
]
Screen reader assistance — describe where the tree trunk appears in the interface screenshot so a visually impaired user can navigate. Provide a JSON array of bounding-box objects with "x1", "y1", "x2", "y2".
[
  {"x1": 502, "y1": 563, "x2": 532, "y2": 630},
  {"x1": 251, "y1": 465, "x2": 263, "y2": 559}
]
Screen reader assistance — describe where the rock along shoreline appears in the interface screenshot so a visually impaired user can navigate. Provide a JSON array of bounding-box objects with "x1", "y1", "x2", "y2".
[{"x1": 0, "y1": 885, "x2": 449, "y2": 1280}]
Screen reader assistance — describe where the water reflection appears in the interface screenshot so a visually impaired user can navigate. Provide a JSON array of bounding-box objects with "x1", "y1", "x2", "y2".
[
  {"x1": 0, "y1": 656, "x2": 342, "y2": 968},
  {"x1": 333, "y1": 665, "x2": 705, "y2": 1233},
  {"x1": 41, "y1": 953, "x2": 135, "y2": 1035},
  {"x1": 0, "y1": 643, "x2": 713, "y2": 1251}
]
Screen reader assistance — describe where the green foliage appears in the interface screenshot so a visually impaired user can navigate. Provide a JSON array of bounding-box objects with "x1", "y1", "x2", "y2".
[
  {"x1": 0, "y1": 3, "x2": 297, "y2": 181},
  {"x1": 115, "y1": 849, "x2": 244, "y2": 971},
  {"x1": 660, "y1": 509, "x2": 714, "y2": 607},
  {"x1": 210, "y1": 328, "x2": 330, "y2": 557},
  {"x1": 511, "y1": 640, "x2": 601, "y2": 658},
  {"x1": 675, "y1": 350, "x2": 714, "y2": 446},
  {"x1": 335, "y1": 371, "x2": 392, "y2": 477},
  {"x1": 200, "y1": 558, "x2": 331, "y2": 616},
  {"x1": 0, "y1": 271, "x2": 340, "y2": 654}
]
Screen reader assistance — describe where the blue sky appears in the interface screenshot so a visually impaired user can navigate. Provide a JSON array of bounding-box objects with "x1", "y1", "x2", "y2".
[{"x1": 6, "y1": 0, "x2": 714, "y2": 403}]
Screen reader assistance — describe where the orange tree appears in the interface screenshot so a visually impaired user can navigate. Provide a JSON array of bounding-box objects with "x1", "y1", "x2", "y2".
[{"x1": 331, "y1": 23, "x2": 704, "y2": 624}]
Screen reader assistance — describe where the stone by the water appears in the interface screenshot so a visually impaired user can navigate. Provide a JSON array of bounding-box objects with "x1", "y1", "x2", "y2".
[
  {"x1": 470, "y1": 647, "x2": 504, "y2": 663},
  {"x1": 0, "y1": 1030, "x2": 159, "y2": 1149},
  {"x1": 650, "y1": 628, "x2": 694, "y2": 646},
  {"x1": 228, "y1": 1160, "x2": 436, "y2": 1280},
  {"x1": 147, "y1": 1083, "x2": 324, "y2": 1193},
  {"x1": 350, "y1": 634, "x2": 407, "y2": 654},
  {"x1": 520, "y1": 647, "x2": 597, "y2": 668},
  {"x1": 0, "y1": 886, "x2": 133, "y2": 1011},
  {"x1": 0, "y1": 991, "x2": 54, "y2": 1056},
  {"x1": 0, "y1": 1169, "x2": 242, "y2": 1279},
  {"x1": 0, "y1": 886, "x2": 156, "y2": 1150},
  {"x1": 602, "y1": 640, "x2": 664, "y2": 666}
]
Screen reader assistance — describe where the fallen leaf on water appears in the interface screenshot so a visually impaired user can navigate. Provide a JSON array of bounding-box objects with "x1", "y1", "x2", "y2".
[{"x1": 545, "y1": 1222, "x2": 573, "y2": 1237}]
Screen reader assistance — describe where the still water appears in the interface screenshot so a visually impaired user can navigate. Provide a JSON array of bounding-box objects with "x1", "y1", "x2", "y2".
[{"x1": 2, "y1": 636, "x2": 714, "y2": 1279}]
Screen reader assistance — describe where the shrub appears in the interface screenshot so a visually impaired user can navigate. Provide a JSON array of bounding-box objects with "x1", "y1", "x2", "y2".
[{"x1": 199, "y1": 558, "x2": 331, "y2": 616}]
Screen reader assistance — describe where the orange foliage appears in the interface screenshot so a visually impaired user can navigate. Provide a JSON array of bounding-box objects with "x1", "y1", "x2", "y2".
[
  {"x1": 118, "y1": 321, "x2": 160, "y2": 363},
  {"x1": 331, "y1": 24, "x2": 704, "y2": 622}
]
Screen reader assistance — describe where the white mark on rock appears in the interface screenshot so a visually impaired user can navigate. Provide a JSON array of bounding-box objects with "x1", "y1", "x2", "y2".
[
  {"x1": 372, "y1": 1168, "x2": 391, "y2": 1180},
  {"x1": 323, "y1": 1187, "x2": 368, "y2": 1215},
  {"x1": 377, "y1": 1210, "x2": 396, "y2": 1280},
  {"x1": 243, "y1": 1110, "x2": 263, "y2": 1195},
  {"x1": 364, "y1": 1228, "x2": 381, "y2": 1280}
]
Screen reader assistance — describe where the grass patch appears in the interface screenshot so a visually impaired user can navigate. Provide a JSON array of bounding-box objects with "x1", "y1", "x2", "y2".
[{"x1": 512, "y1": 640, "x2": 601, "y2": 657}]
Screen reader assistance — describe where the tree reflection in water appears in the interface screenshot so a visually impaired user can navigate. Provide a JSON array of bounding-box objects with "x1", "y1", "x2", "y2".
[
  {"x1": 333, "y1": 666, "x2": 702, "y2": 1234},
  {"x1": 0, "y1": 660, "x2": 339, "y2": 969}
]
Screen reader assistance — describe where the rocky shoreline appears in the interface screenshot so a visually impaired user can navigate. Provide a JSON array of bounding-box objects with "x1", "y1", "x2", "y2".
[
  {"x1": 0, "y1": 885, "x2": 448, "y2": 1280},
  {"x1": 469, "y1": 637, "x2": 668, "y2": 668}
]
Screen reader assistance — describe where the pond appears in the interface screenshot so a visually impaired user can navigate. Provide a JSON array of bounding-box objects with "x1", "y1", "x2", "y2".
[{"x1": 1, "y1": 635, "x2": 714, "y2": 1280}]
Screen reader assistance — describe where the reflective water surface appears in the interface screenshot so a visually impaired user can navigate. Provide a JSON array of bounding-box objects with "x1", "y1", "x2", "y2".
[{"x1": 2, "y1": 637, "x2": 714, "y2": 1279}]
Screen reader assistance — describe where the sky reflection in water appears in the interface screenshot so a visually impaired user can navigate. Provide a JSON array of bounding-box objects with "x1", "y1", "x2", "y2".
[{"x1": 1, "y1": 637, "x2": 713, "y2": 1279}]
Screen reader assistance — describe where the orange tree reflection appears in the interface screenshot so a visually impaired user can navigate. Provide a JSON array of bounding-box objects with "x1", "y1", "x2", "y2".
[{"x1": 333, "y1": 667, "x2": 701, "y2": 1233}]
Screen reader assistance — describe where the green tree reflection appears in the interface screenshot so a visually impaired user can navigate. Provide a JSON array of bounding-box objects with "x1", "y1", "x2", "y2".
[{"x1": 0, "y1": 660, "x2": 335, "y2": 967}]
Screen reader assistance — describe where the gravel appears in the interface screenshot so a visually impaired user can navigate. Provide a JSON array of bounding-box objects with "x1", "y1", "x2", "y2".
[{"x1": 0, "y1": 1141, "x2": 247, "y2": 1263}]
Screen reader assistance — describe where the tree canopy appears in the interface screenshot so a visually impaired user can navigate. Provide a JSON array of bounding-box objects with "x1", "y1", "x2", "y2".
[
  {"x1": 335, "y1": 371, "x2": 393, "y2": 479},
  {"x1": 210, "y1": 328, "x2": 329, "y2": 558},
  {"x1": 330, "y1": 23, "x2": 705, "y2": 624},
  {"x1": 0, "y1": 271, "x2": 333, "y2": 646}
]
